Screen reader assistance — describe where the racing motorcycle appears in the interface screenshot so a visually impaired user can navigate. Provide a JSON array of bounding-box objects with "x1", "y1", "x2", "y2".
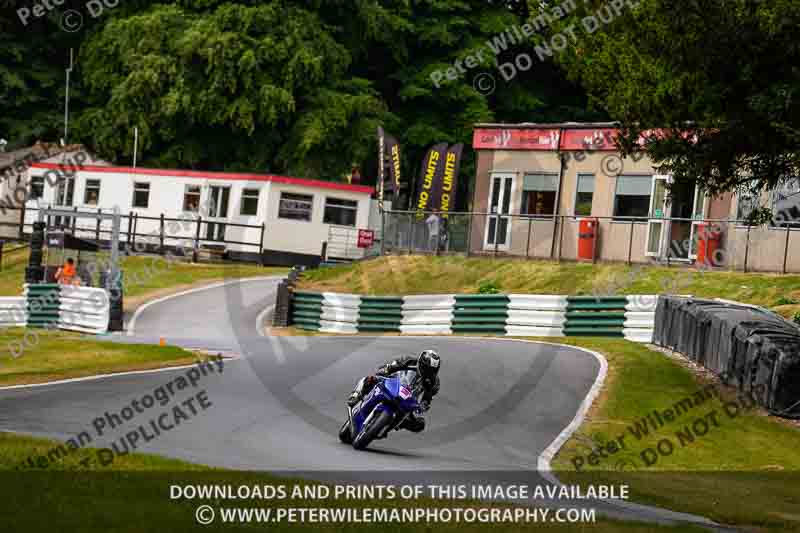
[{"x1": 339, "y1": 369, "x2": 422, "y2": 450}]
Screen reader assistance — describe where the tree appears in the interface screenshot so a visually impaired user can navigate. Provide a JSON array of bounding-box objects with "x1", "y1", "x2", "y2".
[{"x1": 540, "y1": 0, "x2": 800, "y2": 203}]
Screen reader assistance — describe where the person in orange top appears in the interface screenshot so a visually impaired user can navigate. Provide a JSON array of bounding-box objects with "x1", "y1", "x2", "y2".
[{"x1": 55, "y1": 257, "x2": 79, "y2": 285}]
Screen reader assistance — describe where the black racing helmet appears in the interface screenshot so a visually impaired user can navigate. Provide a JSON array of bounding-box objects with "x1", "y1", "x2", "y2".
[{"x1": 417, "y1": 349, "x2": 441, "y2": 380}]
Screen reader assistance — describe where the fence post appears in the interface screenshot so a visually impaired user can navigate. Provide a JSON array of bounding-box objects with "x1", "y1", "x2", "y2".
[
  {"x1": 159, "y1": 214, "x2": 165, "y2": 255},
  {"x1": 127, "y1": 211, "x2": 134, "y2": 248},
  {"x1": 18, "y1": 204, "x2": 25, "y2": 240},
  {"x1": 380, "y1": 210, "x2": 386, "y2": 256},
  {"x1": 96, "y1": 209, "x2": 101, "y2": 241},
  {"x1": 259, "y1": 223, "x2": 266, "y2": 265},
  {"x1": 557, "y1": 215, "x2": 565, "y2": 261},
  {"x1": 131, "y1": 212, "x2": 138, "y2": 250},
  {"x1": 783, "y1": 225, "x2": 790, "y2": 274},
  {"x1": 407, "y1": 213, "x2": 414, "y2": 255},
  {"x1": 193, "y1": 216, "x2": 202, "y2": 263},
  {"x1": 525, "y1": 216, "x2": 532, "y2": 258},
  {"x1": 743, "y1": 224, "x2": 751, "y2": 273},
  {"x1": 627, "y1": 220, "x2": 634, "y2": 265},
  {"x1": 72, "y1": 206, "x2": 77, "y2": 233}
]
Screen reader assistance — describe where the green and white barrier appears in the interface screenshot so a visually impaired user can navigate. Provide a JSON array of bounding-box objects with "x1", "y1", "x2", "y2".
[
  {"x1": 358, "y1": 296, "x2": 403, "y2": 333},
  {"x1": 18, "y1": 284, "x2": 110, "y2": 334},
  {"x1": 289, "y1": 291, "x2": 656, "y2": 342},
  {"x1": 0, "y1": 297, "x2": 28, "y2": 327}
]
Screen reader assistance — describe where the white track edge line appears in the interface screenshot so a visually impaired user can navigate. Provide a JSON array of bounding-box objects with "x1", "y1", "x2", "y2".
[{"x1": 0, "y1": 356, "x2": 242, "y2": 392}]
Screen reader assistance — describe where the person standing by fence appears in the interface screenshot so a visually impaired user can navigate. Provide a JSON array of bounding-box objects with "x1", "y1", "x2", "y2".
[{"x1": 425, "y1": 213, "x2": 440, "y2": 252}]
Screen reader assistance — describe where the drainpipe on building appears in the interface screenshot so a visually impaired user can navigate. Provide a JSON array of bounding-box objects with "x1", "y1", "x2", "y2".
[{"x1": 550, "y1": 129, "x2": 567, "y2": 259}]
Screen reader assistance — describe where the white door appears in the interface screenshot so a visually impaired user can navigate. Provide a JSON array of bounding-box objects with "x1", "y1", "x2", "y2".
[
  {"x1": 484, "y1": 173, "x2": 514, "y2": 250},
  {"x1": 688, "y1": 184, "x2": 708, "y2": 259},
  {"x1": 205, "y1": 185, "x2": 231, "y2": 241},
  {"x1": 645, "y1": 175, "x2": 670, "y2": 257}
]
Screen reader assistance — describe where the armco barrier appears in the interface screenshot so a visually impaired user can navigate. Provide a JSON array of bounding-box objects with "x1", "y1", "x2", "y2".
[
  {"x1": 654, "y1": 296, "x2": 800, "y2": 418},
  {"x1": 288, "y1": 291, "x2": 656, "y2": 342}
]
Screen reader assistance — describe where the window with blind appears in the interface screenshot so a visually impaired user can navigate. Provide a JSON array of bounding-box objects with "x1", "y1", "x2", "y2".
[
  {"x1": 772, "y1": 179, "x2": 800, "y2": 228},
  {"x1": 521, "y1": 173, "x2": 558, "y2": 216},
  {"x1": 613, "y1": 175, "x2": 651, "y2": 219},
  {"x1": 574, "y1": 174, "x2": 594, "y2": 216}
]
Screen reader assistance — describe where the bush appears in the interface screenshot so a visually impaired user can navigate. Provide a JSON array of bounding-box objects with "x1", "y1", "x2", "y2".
[
  {"x1": 775, "y1": 297, "x2": 799, "y2": 306},
  {"x1": 477, "y1": 280, "x2": 501, "y2": 294},
  {"x1": 793, "y1": 312, "x2": 800, "y2": 325}
]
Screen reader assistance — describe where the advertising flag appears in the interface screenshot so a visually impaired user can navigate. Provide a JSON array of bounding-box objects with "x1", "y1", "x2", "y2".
[
  {"x1": 414, "y1": 143, "x2": 447, "y2": 218},
  {"x1": 438, "y1": 143, "x2": 463, "y2": 218}
]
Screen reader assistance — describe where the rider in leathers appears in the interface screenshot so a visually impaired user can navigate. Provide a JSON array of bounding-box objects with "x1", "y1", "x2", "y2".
[{"x1": 347, "y1": 350, "x2": 441, "y2": 432}]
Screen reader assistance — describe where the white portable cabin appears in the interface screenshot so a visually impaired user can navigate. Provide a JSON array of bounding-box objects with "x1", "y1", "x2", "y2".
[{"x1": 26, "y1": 162, "x2": 375, "y2": 265}]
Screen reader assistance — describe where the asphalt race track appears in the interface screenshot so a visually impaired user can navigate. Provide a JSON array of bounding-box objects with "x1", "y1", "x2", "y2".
[{"x1": 0, "y1": 278, "x2": 725, "y2": 529}]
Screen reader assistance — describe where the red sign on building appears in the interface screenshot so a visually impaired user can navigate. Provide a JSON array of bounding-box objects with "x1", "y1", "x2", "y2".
[{"x1": 357, "y1": 229, "x2": 375, "y2": 248}]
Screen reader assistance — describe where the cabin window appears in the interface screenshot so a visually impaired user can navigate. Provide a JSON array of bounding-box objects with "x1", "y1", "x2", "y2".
[
  {"x1": 183, "y1": 185, "x2": 201, "y2": 213},
  {"x1": 240, "y1": 188, "x2": 260, "y2": 216},
  {"x1": 323, "y1": 197, "x2": 357, "y2": 226},
  {"x1": 278, "y1": 192, "x2": 313, "y2": 221},
  {"x1": 84, "y1": 179, "x2": 101, "y2": 205},
  {"x1": 133, "y1": 182, "x2": 150, "y2": 208}
]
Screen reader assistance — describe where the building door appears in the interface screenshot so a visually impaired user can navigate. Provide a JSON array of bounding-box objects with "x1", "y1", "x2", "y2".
[
  {"x1": 53, "y1": 176, "x2": 75, "y2": 229},
  {"x1": 205, "y1": 186, "x2": 230, "y2": 241},
  {"x1": 484, "y1": 173, "x2": 514, "y2": 250},
  {"x1": 645, "y1": 175, "x2": 669, "y2": 257},
  {"x1": 688, "y1": 184, "x2": 708, "y2": 260}
]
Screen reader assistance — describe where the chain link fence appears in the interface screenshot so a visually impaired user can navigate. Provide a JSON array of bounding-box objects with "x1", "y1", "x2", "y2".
[{"x1": 380, "y1": 210, "x2": 800, "y2": 274}]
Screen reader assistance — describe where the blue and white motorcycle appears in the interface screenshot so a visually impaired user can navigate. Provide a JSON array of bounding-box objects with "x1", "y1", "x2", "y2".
[{"x1": 339, "y1": 370, "x2": 422, "y2": 450}]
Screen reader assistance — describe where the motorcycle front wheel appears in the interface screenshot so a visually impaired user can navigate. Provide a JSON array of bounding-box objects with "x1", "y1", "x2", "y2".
[
  {"x1": 352, "y1": 410, "x2": 393, "y2": 450},
  {"x1": 338, "y1": 420, "x2": 353, "y2": 444}
]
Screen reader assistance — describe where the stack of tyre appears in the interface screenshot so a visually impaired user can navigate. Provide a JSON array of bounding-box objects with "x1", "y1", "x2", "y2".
[{"x1": 654, "y1": 296, "x2": 800, "y2": 418}]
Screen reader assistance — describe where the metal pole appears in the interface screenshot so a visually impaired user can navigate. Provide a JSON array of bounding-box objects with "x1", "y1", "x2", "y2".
[
  {"x1": 743, "y1": 224, "x2": 751, "y2": 273},
  {"x1": 525, "y1": 216, "x2": 532, "y2": 258},
  {"x1": 64, "y1": 49, "x2": 73, "y2": 143},
  {"x1": 109, "y1": 206, "x2": 120, "y2": 281},
  {"x1": 96, "y1": 209, "x2": 101, "y2": 241},
  {"x1": 193, "y1": 216, "x2": 202, "y2": 262},
  {"x1": 380, "y1": 210, "x2": 386, "y2": 256},
  {"x1": 18, "y1": 204, "x2": 25, "y2": 240},
  {"x1": 782, "y1": 225, "x2": 791, "y2": 274},
  {"x1": 557, "y1": 215, "x2": 564, "y2": 261},
  {"x1": 407, "y1": 213, "x2": 413, "y2": 255},
  {"x1": 464, "y1": 213, "x2": 472, "y2": 257},
  {"x1": 627, "y1": 220, "x2": 634, "y2": 265},
  {"x1": 160, "y1": 214, "x2": 165, "y2": 255}
]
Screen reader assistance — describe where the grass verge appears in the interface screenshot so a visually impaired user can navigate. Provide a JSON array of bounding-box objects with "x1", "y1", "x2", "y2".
[
  {"x1": 299, "y1": 255, "x2": 800, "y2": 318},
  {"x1": 0, "y1": 328, "x2": 211, "y2": 386}
]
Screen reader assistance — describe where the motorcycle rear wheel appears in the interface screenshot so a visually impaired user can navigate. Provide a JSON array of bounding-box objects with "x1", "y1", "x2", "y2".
[{"x1": 352, "y1": 410, "x2": 393, "y2": 450}]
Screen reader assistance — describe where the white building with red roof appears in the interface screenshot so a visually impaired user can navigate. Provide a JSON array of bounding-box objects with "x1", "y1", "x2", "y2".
[{"x1": 25, "y1": 160, "x2": 375, "y2": 265}]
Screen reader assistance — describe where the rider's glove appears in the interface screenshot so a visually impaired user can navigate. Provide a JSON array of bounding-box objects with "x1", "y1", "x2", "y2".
[{"x1": 421, "y1": 400, "x2": 431, "y2": 412}]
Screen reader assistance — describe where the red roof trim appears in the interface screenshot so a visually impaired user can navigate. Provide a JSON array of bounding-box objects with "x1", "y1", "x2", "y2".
[{"x1": 29, "y1": 163, "x2": 375, "y2": 194}]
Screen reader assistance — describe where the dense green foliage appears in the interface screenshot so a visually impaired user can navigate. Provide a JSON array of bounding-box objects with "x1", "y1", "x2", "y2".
[
  {"x1": 0, "y1": 0, "x2": 597, "y2": 207},
  {"x1": 541, "y1": 0, "x2": 800, "y2": 197}
]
